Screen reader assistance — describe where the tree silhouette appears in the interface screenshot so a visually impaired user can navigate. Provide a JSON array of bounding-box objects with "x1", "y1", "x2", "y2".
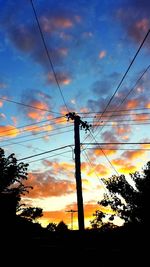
[
  {"x1": 56, "y1": 221, "x2": 69, "y2": 232},
  {"x1": 0, "y1": 148, "x2": 32, "y2": 220},
  {"x1": 0, "y1": 148, "x2": 31, "y2": 193},
  {"x1": 19, "y1": 207, "x2": 43, "y2": 222},
  {"x1": 92, "y1": 161, "x2": 150, "y2": 227},
  {"x1": 46, "y1": 222, "x2": 57, "y2": 232}
]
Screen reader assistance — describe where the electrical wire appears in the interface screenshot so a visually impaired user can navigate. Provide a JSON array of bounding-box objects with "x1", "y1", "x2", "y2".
[
  {"x1": 0, "y1": 96, "x2": 60, "y2": 115},
  {"x1": 78, "y1": 107, "x2": 150, "y2": 115},
  {"x1": 0, "y1": 123, "x2": 72, "y2": 143},
  {"x1": 0, "y1": 118, "x2": 66, "y2": 139},
  {"x1": 1, "y1": 129, "x2": 74, "y2": 148},
  {"x1": 82, "y1": 142, "x2": 150, "y2": 145},
  {"x1": 18, "y1": 144, "x2": 73, "y2": 161},
  {"x1": 86, "y1": 148, "x2": 150, "y2": 151},
  {"x1": 27, "y1": 150, "x2": 72, "y2": 164},
  {"x1": 82, "y1": 150, "x2": 108, "y2": 194},
  {"x1": 87, "y1": 130, "x2": 119, "y2": 175},
  {"x1": 88, "y1": 118, "x2": 150, "y2": 123},
  {"x1": 94, "y1": 64, "x2": 150, "y2": 136},
  {"x1": 30, "y1": 0, "x2": 69, "y2": 113},
  {"x1": 91, "y1": 122, "x2": 150, "y2": 126},
  {"x1": 94, "y1": 29, "x2": 150, "y2": 127},
  {"x1": 81, "y1": 112, "x2": 150, "y2": 119}
]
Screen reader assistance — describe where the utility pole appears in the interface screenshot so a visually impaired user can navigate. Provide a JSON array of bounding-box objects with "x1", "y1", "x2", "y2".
[
  {"x1": 66, "y1": 112, "x2": 91, "y2": 231},
  {"x1": 65, "y1": 209, "x2": 77, "y2": 230}
]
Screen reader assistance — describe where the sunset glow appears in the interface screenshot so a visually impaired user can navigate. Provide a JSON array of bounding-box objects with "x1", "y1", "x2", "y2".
[{"x1": 0, "y1": 0, "x2": 150, "y2": 229}]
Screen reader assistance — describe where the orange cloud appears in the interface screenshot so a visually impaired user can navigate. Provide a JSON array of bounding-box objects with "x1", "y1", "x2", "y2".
[
  {"x1": 47, "y1": 72, "x2": 71, "y2": 85},
  {"x1": 112, "y1": 158, "x2": 126, "y2": 166},
  {"x1": 27, "y1": 100, "x2": 49, "y2": 121},
  {"x1": 132, "y1": 113, "x2": 150, "y2": 121},
  {"x1": 25, "y1": 172, "x2": 76, "y2": 198},
  {"x1": 135, "y1": 18, "x2": 149, "y2": 33},
  {"x1": 87, "y1": 163, "x2": 110, "y2": 177},
  {"x1": 41, "y1": 210, "x2": 69, "y2": 226},
  {"x1": 118, "y1": 165, "x2": 137, "y2": 174},
  {"x1": 82, "y1": 160, "x2": 111, "y2": 178},
  {"x1": 0, "y1": 100, "x2": 3, "y2": 107},
  {"x1": 140, "y1": 138, "x2": 150, "y2": 149},
  {"x1": 80, "y1": 107, "x2": 89, "y2": 113},
  {"x1": 0, "y1": 125, "x2": 20, "y2": 138},
  {"x1": 99, "y1": 50, "x2": 107, "y2": 59},
  {"x1": 24, "y1": 124, "x2": 53, "y2": 134},
  {"x1": 11, "y1": 116, "x2": 18, "y2": 126},
  {"x1": 94, "y1": 148, "x2": 117, "y2": 157},
  {"x1": 40, "y1": 202, "x2": 99, "y2": 228},
  {"x1": 122, "y1": 150, "x2": 146, "y2": 160},
  {"x1": 54, "y1": 107, "x2": 70, "y2": 124},
  {"x1": 58, "y1": 47, "x2": 68, "y2": 56},
  {"x1": 51, "y1": 17, "x2": 73, "y2": 28},
  {"x1": 146, "y1": 102, "x2": 150, "y2": 108},
  {"x1": 42, "y1": 160, "x2": 74, "y2": 178},
  {"x1": 41, "y1": 15, "x2": 74, "y2": 33},
  {"x1": 39, "y1": 202, "x2": 114, "y2": 228},
  {"x1": 125, "y1": 99, "x2": 139, "y2": 109},
  {"x1": 125, "y1": 16, "x2": 150, "y2": 43},
  {"x1": 115, "y1": 126, "x2": 131, "y2": 135},
  {"x1": 112, "y1": 158, "x2": 137, "y2": 174}
]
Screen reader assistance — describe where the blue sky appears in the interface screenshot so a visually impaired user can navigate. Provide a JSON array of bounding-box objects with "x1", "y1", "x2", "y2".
[{"x1": 0, "y1": 0, "x2": 150, "y2": 228}]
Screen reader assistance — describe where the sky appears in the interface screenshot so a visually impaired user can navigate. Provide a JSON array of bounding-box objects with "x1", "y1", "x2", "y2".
[{"x1": 0, "y1": 0, "x2": 150, "y2": 229}]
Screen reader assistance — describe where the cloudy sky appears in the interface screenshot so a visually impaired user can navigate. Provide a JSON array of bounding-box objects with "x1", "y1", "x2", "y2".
[{"x1": 0, "y1": 0, "x2": 150, "y2": 229}]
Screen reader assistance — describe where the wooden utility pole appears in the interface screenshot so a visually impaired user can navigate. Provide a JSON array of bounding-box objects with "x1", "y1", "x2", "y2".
[{"x1": 66, "y1": 112, "x2": 91, "y2": 231}]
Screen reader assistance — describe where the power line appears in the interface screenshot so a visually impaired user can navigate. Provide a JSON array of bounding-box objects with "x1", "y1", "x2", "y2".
[
  {"x1": 88, "y1": 131, "x2": 119, "y2": 175},
  {"x1": 116, "y1": 65, "x2": 150, "y2": 108},
  {"x1": 90, "y1": 122, "x2": 150, "y2": 126},
  {"x1": 27, "y1": 150, "x2": 72, "y2": 164},
  {"x1": 82, "y1": 150, "x2": 108, "y2": 194},
  {"x1": 89, "y1": 118, "x2": 150, "y2": 124},
  {"x1": 18, "y1": 144, "x2": 73, "y2": 161},
  {"x1": 78, "y1": 107, "x2": 150, "y2": 115},
  {"x1": 0, "y1": 123, "x2": 72, "y2": 143},
  {"x1": 94, "y1": 64, "x2": 150, "y2": 136},
  {"x1": 86, "y1": 148, "x2": 150, "y2": 151},
  {"x1": 0, "y1": 116, "x2": 65, "y2": 137},
  {"x1": 81, "y1": 65, "x2": 150, "y2": 146},
  {"x1": 82, "y1": 112, "x2": 150, "y2": 119},
  {"x1": 94, "y1": 29, "x2": 150, "y2": 125},
  {"x1": 30, "y1": 0, "x2": 69, "y2": 113},
  {"x1": 82, "y1": 142, "x2": 150, "y2": 145},
  {"x1": 1, "y1": 129, "x2": 74, "y2": 148},
  {"x1": 0, "y1": 96, "x2": 60, "y2": 115}
]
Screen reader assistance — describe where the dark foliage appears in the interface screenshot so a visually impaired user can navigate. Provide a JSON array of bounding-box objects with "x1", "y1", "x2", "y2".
[
  {"x1": 92, "y1": 161, "x2": 150, "y2": 227},
  {"x1": 46, "y1": 222, "x2": 57, "y2": 232},
  {"x1": 56, "y1": 221, "x2": 69, "y2": 232},
  {"x1": 19, "y1": 207, "x2": 43, "y2": 222}
]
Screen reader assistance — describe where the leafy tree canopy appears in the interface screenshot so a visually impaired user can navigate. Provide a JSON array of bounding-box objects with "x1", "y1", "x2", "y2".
[
  {"x1": 0, "y1": 148, "x2": 43, "y2": 223},
  {"x1": 19, "y1": 207, "x2": 43, "y2": 222},
  {"x1": 46, "y1": 222, "x2": 57, "y2": 232},
  {"x1": 92, "y1": 161, "x2": 150, "y2": 228},
  {"x1": 0, "y1": 148, "x2": 31, "y2": 196},
  {"x1": 56, "y1": 221, "x2": 69, "y2": 232}
]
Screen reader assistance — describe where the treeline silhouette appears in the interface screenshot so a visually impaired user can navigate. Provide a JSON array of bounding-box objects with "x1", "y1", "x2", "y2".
[{"x1": 0, "y1": 148, "x2": 149, "y2": 265}]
